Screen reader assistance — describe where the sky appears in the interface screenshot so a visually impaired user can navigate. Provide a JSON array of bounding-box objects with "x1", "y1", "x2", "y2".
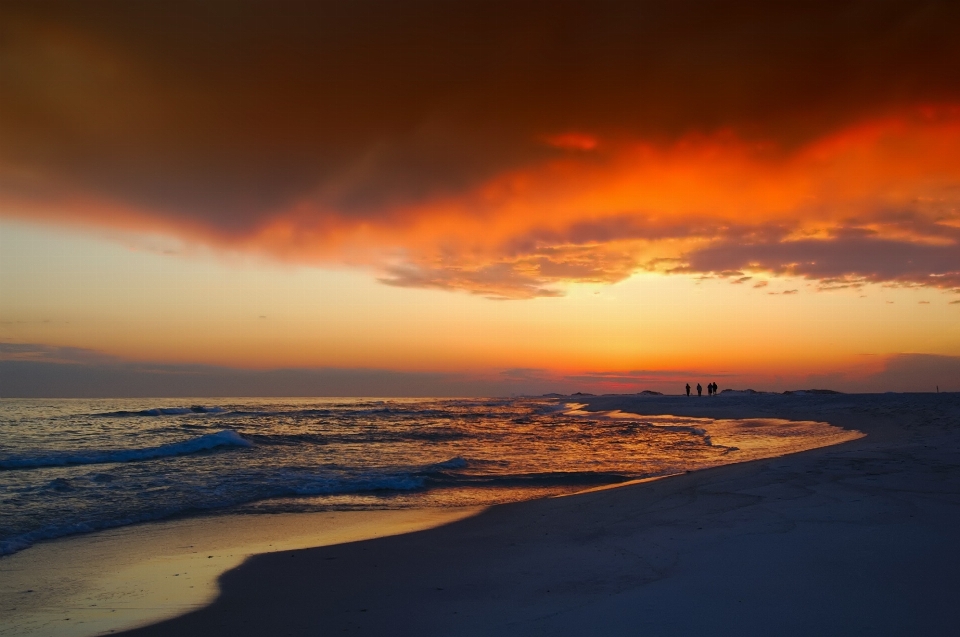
[{"x1": 2, "y1": 0, "x2": 959, "y2": 396}]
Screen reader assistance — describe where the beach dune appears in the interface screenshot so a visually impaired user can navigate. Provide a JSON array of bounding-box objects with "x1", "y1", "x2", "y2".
[{"x1": 115, "y1": 393, "x2": 960, "y2": 636}]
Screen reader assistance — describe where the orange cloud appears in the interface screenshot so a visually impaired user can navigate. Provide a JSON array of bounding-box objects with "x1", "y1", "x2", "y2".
[
  {"x1": 5, "y1": 108, "x2": 960, "y2": 299},
  {"x1": 3, "y1": 2, "x2": 960, "y2": 298},
  {"x1": 263, "y1": 108, "x2": 960, "y2": 297}
]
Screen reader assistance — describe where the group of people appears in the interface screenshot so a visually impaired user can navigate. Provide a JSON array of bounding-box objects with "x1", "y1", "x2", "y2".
[{"x1": 685, "y1": 382, "x2": 719, "y2": 396}]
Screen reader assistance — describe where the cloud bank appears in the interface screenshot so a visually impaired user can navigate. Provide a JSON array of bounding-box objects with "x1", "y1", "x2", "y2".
[
  {"x1": 2, "y1": 1, "x2": 960, "y2": 298},
  {"x1": 2, "y1": 343, "x2": 956, "y2": 397}
]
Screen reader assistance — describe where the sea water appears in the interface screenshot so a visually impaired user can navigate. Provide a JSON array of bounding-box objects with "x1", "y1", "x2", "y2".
[{"x1": 0, "y1": 397, "x2": 858, "y2": 556}]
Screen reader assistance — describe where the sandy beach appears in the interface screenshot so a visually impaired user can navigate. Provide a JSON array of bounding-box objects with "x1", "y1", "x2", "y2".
[
  {"x1": 0, "y1": 508, "x2": 482, "y2": 637},
  {"x1": 97, "y1": 392, "x2": 959, "y2": 636},
  {"x1": 4, "y1": 392, "x2": 959, "y2": 636},
  {"x1": 5, "y1": 3, "x2": 958, "y2": 635}
]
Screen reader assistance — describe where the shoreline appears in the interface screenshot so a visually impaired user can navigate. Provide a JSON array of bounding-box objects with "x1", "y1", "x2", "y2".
[
  {"x1": 0, "y1": 508, "x2": 483, "y2": 637},
  {"x1": 118, "y1": 393, "x2": 960, "y2": 636},
  {"x1": 4, "y1": 393, "x2": 958, "y2": 636}
]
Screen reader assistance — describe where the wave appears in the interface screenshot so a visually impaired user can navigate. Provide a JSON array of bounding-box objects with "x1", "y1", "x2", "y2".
[
  {"x1": 91, "y1": 401, "x2": 536, "y2": 421},
  {"x1": 90, "y1": 400, "x2": 540, "y2": 423},
  {"x1": 2, "y1": 512, "x2": 165, "y2": 556},
  {"x1": 95, "y1": 405, "x2": 225, "y2": 417},
  {"x1": 245, "y1": 432, "x2": 331, "y2": 446},
  {"x1": 244, "y1": 427, "x2": 468, "y2": 447},
  {"x1": 272, "y1": 464, "x2": 635, "y2": 498},
  {"x1": 0, "y1": 469, "x2": 425, "y2": 556},
  {"x1": 0, "y1": 430, "x2": 251, "y2": 470},
  {"x1": 0, "y1": 460, "x2": 642, "y2": 556},
  {"x1": 106, "y1": 406, "x2": 453, "y2": 421},
  {"x1": 420, "y1": 469, "x2": 635, "y2": 488},
  {"x1": 288, "y1": 474, "x2": 426, "y2": 496},
  {"x1": 426, "y1": 456, "x2": 470, "y2": 470},
  {"x1": 398, "y1": 454, "x2": 638, "y2": 488}
]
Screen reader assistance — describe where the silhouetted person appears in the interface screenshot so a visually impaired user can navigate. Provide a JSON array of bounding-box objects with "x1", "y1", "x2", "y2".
[
  {"x1": 713, "y1": 382, "x2": 719, "y2": 395},
  {"x1": 697, "y1": 383, "x2": 702, "y2": 396},
  {"x1": 685, "y1": 383, "x2": 691, "y2": 396}
]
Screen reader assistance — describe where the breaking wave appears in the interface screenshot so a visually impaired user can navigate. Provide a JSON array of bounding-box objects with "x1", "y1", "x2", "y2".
[{"x1": 0, "y1": 430, "x2": 251, "y2": 470}]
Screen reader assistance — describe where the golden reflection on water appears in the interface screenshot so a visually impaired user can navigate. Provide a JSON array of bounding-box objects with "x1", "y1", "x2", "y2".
[{"x1": 568, "y1": 407, "x2": 865, "y2": 461}]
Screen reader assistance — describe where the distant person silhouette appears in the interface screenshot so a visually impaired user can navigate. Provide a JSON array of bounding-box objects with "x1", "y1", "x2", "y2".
[
  {"x1": 707, "y1": 383, "x2": 712, "y2": 396},
  {"x1": 686, "y1": 383, "x2": 691, "y2": 396},
  {"x1": 713, "y1": 382, "x2": 719, "y2": 395},
  {"x1": 697, "y1": 383, "x2": 702, "y2": 396}
]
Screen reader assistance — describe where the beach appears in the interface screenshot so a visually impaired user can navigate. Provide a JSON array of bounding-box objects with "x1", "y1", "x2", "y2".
[
  {"x1": 5, "y1": 3, "x2": 959, "y2": 635},
  {"x1": 4, "y1": 392, "x2": 959, "y2": 636},
  {"x1": 0, "y1": 509, "x2": 481, "y2": 637}
]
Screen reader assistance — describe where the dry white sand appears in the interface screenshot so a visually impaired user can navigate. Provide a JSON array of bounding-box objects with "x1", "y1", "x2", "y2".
[{"x1": 6, "y1": 393, "x2": 960, "y2": 636}]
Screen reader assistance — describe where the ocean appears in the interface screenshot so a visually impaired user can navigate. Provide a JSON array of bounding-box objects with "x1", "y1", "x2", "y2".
[{"x1": 0, "y1": 397, "x2": 858, "y2": 556}]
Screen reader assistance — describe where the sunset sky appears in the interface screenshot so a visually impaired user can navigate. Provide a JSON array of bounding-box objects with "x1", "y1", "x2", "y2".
[{"x1": 2, "y1": 0, "x2": 959, "y2": 395}]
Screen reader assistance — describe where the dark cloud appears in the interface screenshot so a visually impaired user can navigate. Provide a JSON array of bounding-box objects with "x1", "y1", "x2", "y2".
[
  {"x1": 2, "y1": 1, "x2": 960, "y2": 297},
  {"x1": 567, "y1": 369, "x2": 738, "y2": 384},
  {"x1": 3, "y1": 0, "x2": 959, "y2": 225},
  {"x1": 0, "y1": 342, "x2": 120, "y2": 364},
  {"x1": 0, "y1": 351, "x2": 693, "y2": 397},
  {"x1": 684, "y1": 230, "x2": 960, "y2": 290},
  {"x1": 0, "y1": 359, "x2": 491, "y2": 398},
  {"x1": 0, "y1": 343, "x2": 544, "y2": 396},
  {"x1": 847, "y1": 354, "x2": 960, "y2": 393},
  {"x1": 377, "y1": 215, "x2": 960, "y2": 298},
  {"x1": 500, "y1": 215, "x2": 713, "y2": 256}
]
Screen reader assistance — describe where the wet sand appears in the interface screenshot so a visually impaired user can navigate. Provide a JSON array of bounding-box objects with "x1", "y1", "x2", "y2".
[
  {"x1": 8, "y1": 393, "x2": 960, "y2": 636},
  {"x1": 0, "y1": 509, "x2": 481, "y2": 637}
]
